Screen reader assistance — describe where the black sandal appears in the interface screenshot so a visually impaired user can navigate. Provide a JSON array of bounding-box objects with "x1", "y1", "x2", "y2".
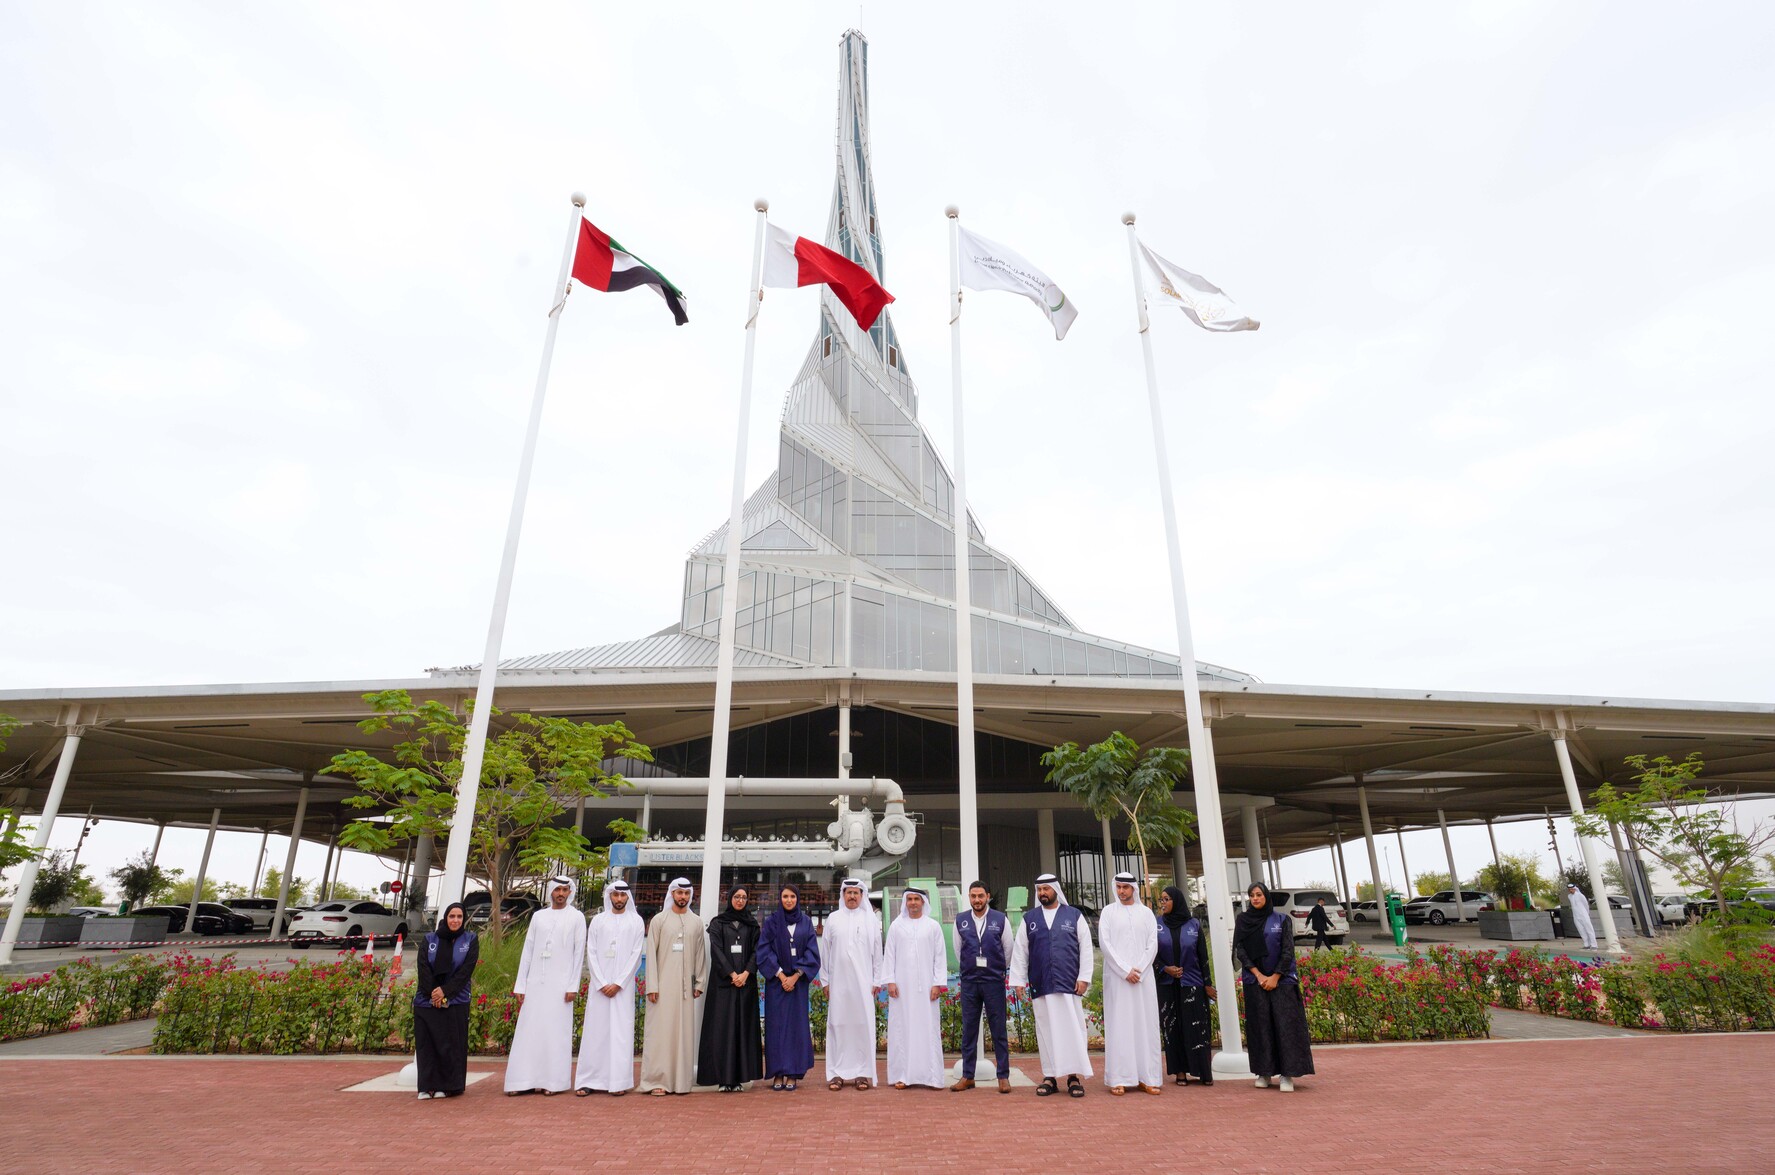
[
  {"x1": 574, "y1": 1088, "x2": 593, "y2": 1098},
  {"x1": 785, "y1": 1080, "x2": 798, "y2": 1092},
  {"x1": 1036, "y1": 1077, "x2": 1059, "y2": 1096},
  {"x1": 771, "y1": 1077, "x2": 786, "y2": 1092},
  {"x1": 1067, "y1": 1076, "x2": 1085, "y2": 1098},
  {"x1": 1174, "y1": 1075, "x2": 1187, "y2": 1086}
]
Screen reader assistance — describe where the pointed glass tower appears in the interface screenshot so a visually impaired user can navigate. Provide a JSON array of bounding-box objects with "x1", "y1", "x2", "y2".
[{"x1": 670, "y1": 31, "x2": 1247, "y2": 683}]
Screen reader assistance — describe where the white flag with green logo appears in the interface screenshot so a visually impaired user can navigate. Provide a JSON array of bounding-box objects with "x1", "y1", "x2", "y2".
[
  {"x1": 1139, "y1": 241, "x2": 1259, "y2": 332},
  {"x1": 956, "y1": 225, "x2": 1078, "y2": 340}
]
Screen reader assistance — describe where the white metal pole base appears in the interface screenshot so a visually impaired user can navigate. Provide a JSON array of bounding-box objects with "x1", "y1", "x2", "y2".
[
  {"x1": 394, "y1": 1057, "x2": 418, "y2": 1088},
  {"x1": 1212, "y1": 1048, "x2": 1254, "y2": 1080}
]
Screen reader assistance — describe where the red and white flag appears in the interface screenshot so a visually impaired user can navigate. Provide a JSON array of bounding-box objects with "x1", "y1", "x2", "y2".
[{"x1": 762, "y1": 224, "x2": 894, "y2": 330}]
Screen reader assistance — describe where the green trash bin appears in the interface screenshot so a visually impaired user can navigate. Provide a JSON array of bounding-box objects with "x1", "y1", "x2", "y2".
[{"x1": 1384, "y1": 892, "x2": 1408, "y2": 947}]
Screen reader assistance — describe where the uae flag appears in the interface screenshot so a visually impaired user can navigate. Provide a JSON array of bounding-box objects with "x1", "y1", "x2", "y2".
[
  {"x1": 762, "y1": 223, "x2": 894, "y2": 330},
  {"x1": 571, "y1": 218, "x2": 689, "y2": 325}
]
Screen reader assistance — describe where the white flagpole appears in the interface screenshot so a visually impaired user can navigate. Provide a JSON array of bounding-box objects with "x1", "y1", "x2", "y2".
[
  {"x1": 436, "y1": 192, "x2": 586, "y2": 910},
  {"x1": 1121, "y1": 211, "x2": 1250, "y2": 1078},
  {"x1": 946, "y1": 206, "x2": 982, "y2": 892},
  {"x1": 700, "y1": 198, "x2": 771, "y2": 920}
]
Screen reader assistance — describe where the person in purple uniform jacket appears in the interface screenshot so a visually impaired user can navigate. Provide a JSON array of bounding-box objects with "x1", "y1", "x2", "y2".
[
  {"x1": 757, "y1": 884, "x2": 821, "y2": 1091},
  {"x1": 1234, "y1": 883, "x2": 1315, "y2": 1092}
]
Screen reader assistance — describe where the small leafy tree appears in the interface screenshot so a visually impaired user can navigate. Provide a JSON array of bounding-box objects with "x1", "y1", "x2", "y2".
[
  {"x1": 29, "y1": 851, "x2": 84, "y2": 912},
  {"x1": 1356, "y1": 880, "x2": 1377, "y2": 902},
  {"x1": 1413, "y1": 870, "x2": 1454, "y2": 896},
  {"x1": 0, "y1": 714, "x2": 39, "y2": 874},
  {"x1": 1042, "y1": 732, "x2": 1197, "y2": 904},
  {"x1": 1601, "y1": 858, "x2": 1627, "y2": 893},
  {"x1": 1575, "y1": 753, "x2": 1775, "y2": 921},
  {"x1": 258, "y1": 866, "x2": 306, "y2": 905},
  {"x1": 148, "y1": 868, "x2": 187, "y2": 905},
  {"x1": 110, "y1": 850, "x2": 171, "y2": 910},
  {"x1": 328, "y1": 690, "x2": 650, "y2": 946},
  {"x1": 162, "y1": 875, "x2": 226, "y2": 906},
  {"x1": 1559, "y1": 860, "x2": 1591, "y2": 893},
  {"x1": 1476, "y1": 853, "x2": 1555, "y2": 909}
]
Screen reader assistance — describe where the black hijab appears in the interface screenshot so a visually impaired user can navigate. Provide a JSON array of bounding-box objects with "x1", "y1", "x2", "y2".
[
  {"x1": 1160, "y1": 885, "x2": 1190, "y2": 932},
  {"x1": 435, "y1": 902, "x2": 468, "y2": 944},
  {"x1": 1233, "y1": 884, "x2": 1276, "y2": 968},
  {"x1": 773, "y1": 884, "x2": 806, "y2": 930},
  {"x1": 712, "y1": 887, "x2": 758, "y2": 928}
]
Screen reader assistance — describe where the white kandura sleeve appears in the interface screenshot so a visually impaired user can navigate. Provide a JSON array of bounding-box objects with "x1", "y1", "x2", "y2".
[
  {"x1": 1076, "y1": 915, "x2": 1095, "y2": 991},
  {"x1": 1008, "y1": 920, "x2": 1030, "y2": 987},
  {"x1": 512, "y1": 922, "x2": 537, "y2": 996}
]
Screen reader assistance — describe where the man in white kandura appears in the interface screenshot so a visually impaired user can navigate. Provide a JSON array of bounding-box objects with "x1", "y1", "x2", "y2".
[
  {"x1": 574, "y1": 880, "x2": 643, "y2": 1097},
  {"x1": 1099, "y1": 871, "x2": 1163, "y2": 1096},
  {"x1": 879, "y1": 887, "x2": 948, "y2": 1090},
  {"x1": 505, "y1": 876, "x2": 586, "y2": 1096},
  {"x1": 1010, "y1": 872, "x2": 1094, "y2": 1098},
  {"x1": 818, "y1": 878, "x2": 883, "y2": 1090},
  {"x1": 1566, "y1": 883, "x2": 1598, "y2": 950}
]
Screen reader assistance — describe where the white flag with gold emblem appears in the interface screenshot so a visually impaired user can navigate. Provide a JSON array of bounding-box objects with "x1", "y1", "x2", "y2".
[
  {"x1": 1139, "y1": 241, "x2": 1259, "y2": 332},
  {"x1": 956, "y1": 225, "x2": 1078, "y2": 340}
]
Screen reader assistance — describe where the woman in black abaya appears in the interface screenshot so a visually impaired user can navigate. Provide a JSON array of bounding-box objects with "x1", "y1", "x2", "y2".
[
  {"x1": 1233, "y1": 882, "x2": 1315, "y2": 1091},
  {"x1": 1156, "y1": 885, "x2": 1215, "y2": 1085},
  {"x1": 415, "y1": 902, "x2": 479, "y2": 1099},
  {"x1": 697, "y1": 886, "x2": 762, "y2": 1092}
]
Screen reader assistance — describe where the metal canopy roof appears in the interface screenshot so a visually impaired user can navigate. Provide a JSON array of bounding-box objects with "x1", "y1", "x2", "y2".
[{"x1": 2, "y1": 671, "x2": 1771, "y2": 857}]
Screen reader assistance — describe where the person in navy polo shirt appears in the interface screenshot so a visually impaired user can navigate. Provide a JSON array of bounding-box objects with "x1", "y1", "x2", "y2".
[{"x1": 950, "y1": 880, "x2": 1014, "y2": 1093}]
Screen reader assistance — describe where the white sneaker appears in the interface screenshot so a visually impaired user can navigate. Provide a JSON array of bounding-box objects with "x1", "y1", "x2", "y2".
[
  {"x1": 1253, "y1": 1077, "x2": 1270, "y2": 1088},
  {"x1": 1279, "y1": 1077, "x2": 1295, "y2": 1093},
  {"x1": 416, "y1": 1092, "x2": 433, "y2": 1100}
]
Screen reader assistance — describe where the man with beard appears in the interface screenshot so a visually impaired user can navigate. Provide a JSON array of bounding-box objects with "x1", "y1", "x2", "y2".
[
  {"x1": 505, "y1": 877, "x2": 585, "y2": 1096},
  {"x1": 1009, "y1": 873, "x2": 1094, "y2": 1098},
  {"x1": 574, "y1": 881, "x2": 643, "y2": 1096},
  {"x1": 638, "y1": 877, "x2": 707, "y2": 1095},
  {"x1": 817, "y1": 879, "x2": 882, "y2": 1090}
]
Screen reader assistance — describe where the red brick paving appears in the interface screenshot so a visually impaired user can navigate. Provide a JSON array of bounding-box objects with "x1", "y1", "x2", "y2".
[{"x1": 4, "y1": 1036, "x2": 1772, "y2": 1174}]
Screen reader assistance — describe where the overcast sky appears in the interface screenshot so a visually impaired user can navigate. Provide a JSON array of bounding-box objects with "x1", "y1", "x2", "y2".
[{"x1": 4, "y1": 2, "x2": 1771, "y2": 899}]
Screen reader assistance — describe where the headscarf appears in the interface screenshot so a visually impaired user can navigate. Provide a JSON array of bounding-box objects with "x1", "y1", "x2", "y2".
[
  {"x1": 824, "y1": 878, "x2": 876, "y2": 935},
  {"x1": 435, "y1": 902, "x2": 468, "y2": 943},
  {"x1": 667, "y1": 877, "x2": 694, "y2": 908},
  {"x1": 766, "y1": 883, "x2": 812, "y2": 932},
  {"x1": 1033, "y1": 873, "x2": 1069, "y2": 908},
  {"x1": 896, "y1": 887, "x2": 930, "y2": 921},
  {"x1": 601, "y1": 881, "x2": 641, "y2": 923},
  {"x1": 1160, "y1": 885, "x2": 1190, "y2": 932},
  {"x1": 1112, "y1": 871, "x2": 1139, "y2": 903},
  {"x1": 1234, "y1": 883, "x2": 1276, "y2": 969},
  {"x1": 712, "y1": 885, "x2": 758, "y2": 928},
  {"x1": 543, "y1": 875, "x2": 579, "y2": 910}
]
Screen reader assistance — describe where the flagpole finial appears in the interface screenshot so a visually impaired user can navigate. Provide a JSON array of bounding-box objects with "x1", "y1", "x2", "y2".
[
  {"x1": 571, "y1": 192, "x2": 586, "y2": 208},
  {"x1": 945, "y1": 204, "x2": 959, "y2": 219},
  {"x1": 1121, "y1": 211, "x2": 1136, "y2": 226},
  {"x1": 755, "y1": 197, "x2": 770, "y2": 213}
]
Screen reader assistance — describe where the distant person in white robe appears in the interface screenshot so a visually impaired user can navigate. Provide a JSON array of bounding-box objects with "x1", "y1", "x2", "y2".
[
  {"x1": 575, "y1": 880, "x2": 643, "y2": 1096},
  {"x1": 1010, "y1": 873, "x2": 1094, "y2": 1098},
  {"x1": 879, "y1": 888, "x2": 948, "y2": 1089},
  {"x1": 505, "y1": 877, "x2": 586, "y2": 1096},
  {"x1": 1567, "y1": 884, "x2": 1598, "y2": 950},
  {"x1": 818, "y1": 878, "x2": 882, "y2": 1090},
  {"x1": 1098, "y1": 871, "x2": 1163, "y2": 1095}
]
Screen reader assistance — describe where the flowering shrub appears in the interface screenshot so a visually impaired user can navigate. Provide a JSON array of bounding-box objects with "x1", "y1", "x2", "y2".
[
  {"x1": 155, "y1": 953, "x2": 412, "y2": 1055},
  {"x1": 0, "y1": 953, "x2": 173, "y2": 1043},
  {"x1": 1293, "y1": 948, "x2": 1490, "y2": 1042},
  {"x1": 1636, "y1": 947, "x2": 1775, "y2": 1032}
]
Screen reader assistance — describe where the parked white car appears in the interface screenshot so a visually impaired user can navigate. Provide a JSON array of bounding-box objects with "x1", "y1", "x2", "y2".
[
  {"x1": 223, "y1": 897, "x2": 292, "y2": 934},
  {"x1": 287, "y1": 900, "x2": 408, "y2": 949},
  {"x1": 1651, "y1": 895, "x2": 1689, "y2": 925},
  {"x1": 1404, "y1": 890, "x2": 1494, "y2": 925}
]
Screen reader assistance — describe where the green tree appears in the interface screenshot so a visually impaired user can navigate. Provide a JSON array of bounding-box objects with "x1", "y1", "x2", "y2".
[
  {"x1": 68, "y1": 873, "x2": 107, "y2": 907},
  {"x1": 328, "y1": 690, "x2": 650, "y2": 947},
  {"x1": 1575, "y1": 753, "x2": 1775, "y2": 921},
  {"x1": 1356, "y1": 880, "x2": 1377, "y2": 902},
  {"x1": 1413, "y1": 870, "x2": 1454, "y2": 896},
  {"x1": 1042, "y1": 732, "x2": 1197, "y2": 904},
  {"x1": 1559, "y1": 860, "x2": 1590, "y2": 893},
  {"x1": 0, "y1": 714, "x2": 40, "y2": 874},
  {"x1": 1476, "y1": 853, "x2": 1555, "y2": 908},
  {"x1": 161, "y1": 875, "x2": 228, "y2": 905},
  {"x1": 29, "y1": 851, "x2": 84, "y2": 912},
  {"x1": 257, "y1": 866, "x2": 306, "y2": 905},
  {"x1": 1601, "y1": 858, "x2": 1626, "y2": 893},
  {"x1": 148, "y1": 867, "x2": 186, "y2": 905},
  {"x1": 110, "y1": 850, "x2": 172, "y2": 910}
]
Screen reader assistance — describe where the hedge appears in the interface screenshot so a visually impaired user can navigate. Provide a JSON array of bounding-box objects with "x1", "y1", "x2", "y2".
[{"x1": 1, "y1": 954, "x2": 171, "y2": 1043}]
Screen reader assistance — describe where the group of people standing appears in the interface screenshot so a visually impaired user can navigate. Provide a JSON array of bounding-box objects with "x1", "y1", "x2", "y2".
[{"x1": 410, "y1": 871, "x2": 1315, "y2": 1099}]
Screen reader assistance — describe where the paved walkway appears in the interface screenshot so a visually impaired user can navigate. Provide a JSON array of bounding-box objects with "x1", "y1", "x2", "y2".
[
  {"x1": 0, "y1": 1018, "x2": 155, "y2": 1057},
  {"x1": 4, "y1": 1035, "x2": 1770, "y2": 1173},
  {"x1": 1486, "y1": 1007, "x2": 1649, "y2": 1040}
]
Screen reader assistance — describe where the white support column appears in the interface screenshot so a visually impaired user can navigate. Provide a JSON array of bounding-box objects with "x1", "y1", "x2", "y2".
[
  {"x1": 269, "y1": 787, "x2": 309, "y2": 942},
  {"x1": 408, "y1": 833, "x2": 434, "y2": 919},
  {"x1": 640, "y1": 792, "x2": 653, "y2": 835},
  {"x1": 1394, "y1": 828, "x2": 1414, "y2": 896},
  {"x1": 1239, "y1": 801, "x2": 1264, "y2": 893},
  {"x1": 946, "y1": 204, "x2": 982, "y2": 895},
  {"x1": 1437, "y1": 809, "x2": 1465, "y2": 921},
  {"x1": 1264, "y1": 823, "x2": 1279, "y2": 888},
  {"x1": 1036, "y1": 808, "x2": 1057, "y2": 876},
  {"x1": 1552, "y1": 732, "x2": 1622, "y2": 954},
  {"x1": 1171, "y1": 840, "x2": 1189, "y2": 898},
  {"x1": 147, "y1": 822, "x2": 166, "y2": 871},
  {"x1": 251, "y1": 830, "x2": 269, "y2": 895},
  {"x1": 184, "y1": 808, "x2": 222, "y2": 935},
  {"x1": 1333, "y1": 827, "x2": 1353, "y2": 913},
  {"x1": 1357, "y1": 780, "x2": 1385, "y2": 912},
  {"x1": 326, "y1": 831, "x2": 344, "y2": 902},
  {"x1": 318, "y1": 828, "x2": 337, "y2": 903},
  {"x1": 1486, "y1": 818, "x2": 1502, "y2": 876},
  {"x1": 0, "y1": 717, "x2": 87, "y2": 965},
  {"x1": 837, "y1": 696, "x2": 852, "y2": 781}
]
